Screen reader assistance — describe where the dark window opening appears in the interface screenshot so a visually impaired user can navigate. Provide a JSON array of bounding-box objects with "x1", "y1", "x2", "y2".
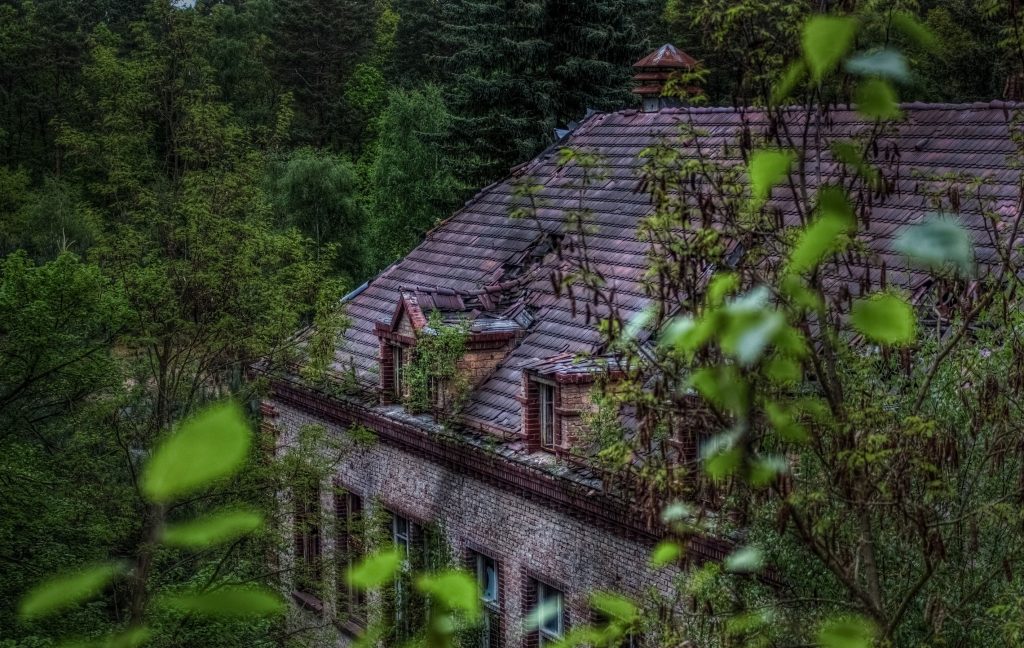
[
  {"x1": 539, "y1": 382, "x2": 556, "y2": 450},
  {"x1": 336, "y1": 491, "x2": 365, "y2": 627},
  {"x1": 390, "y1": 512, "x2": 423, "y2": 640},
  {"x1": 294, "y1": 487, "x2": 322, "y2": 597}
]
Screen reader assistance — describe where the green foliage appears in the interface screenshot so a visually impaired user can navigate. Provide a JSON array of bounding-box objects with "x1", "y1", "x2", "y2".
[
  {"x1": 161, "y1": 508, "x2": 264, "y2": 548},
  {"x1": 854, "y1": 78, "x2": 902, "y2": 119},
  {"x1": 404, "y1": 312, "x2": 471, "y2": 421},
  {"x1": 270, "y1": 147, "x2": 365, "y2": 278},
  {"x1": 346, "y1": 548, "x2": 403, "y2": 589},
  {"x1": 894, "y1": 214, "x2": 974, "y2": 274},
  {"x1": 650, "y1": 541, "x2": 682, "y2": 567},
  {"x1": 723, "y1": 546, "x2": 764, "y2": 574},
  {"x1": 142, "y1": 402, "x2": 252, "y2": 503},
  {"x1": 816, "y1": 615, "x2": 877, "y2": 648},
  {"x1": 161, "y1": 588, "x2": 285, "y2": 618},
  {"x1": 19, "y1": 563, "x2": 127, "y2": 620},
  {"x1": 850, "y1": 293, "x2": 916, "y2": 345},
  {"x1": 788, "y1": 209, "x2": 855, "y2": 274},
  {"x1": 845, "y1": 50, "x2": 910, "y2": 83},
  {"x1": 748, "y1": 149, "x2": 795, "y2": 207},
  {"x1": 801, "y1": 16, "x2": 858, "y2": 81},
  {"x1": 366, "y1": 86, "x2": 461, "y2": 269}
]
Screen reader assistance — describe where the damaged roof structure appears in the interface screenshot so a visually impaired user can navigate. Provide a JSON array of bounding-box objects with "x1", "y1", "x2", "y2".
[
  {"x1": 264, "y1": 44, "x2": 1024, "y2": 645},
  {"x1": 333, "y1": 100, "x2": 1018, "y2": 435}
]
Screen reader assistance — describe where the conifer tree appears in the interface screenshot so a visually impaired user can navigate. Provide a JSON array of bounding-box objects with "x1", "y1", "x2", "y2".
[{"x1": 269, "y1": 0, "x2": 379, "y2": 148}]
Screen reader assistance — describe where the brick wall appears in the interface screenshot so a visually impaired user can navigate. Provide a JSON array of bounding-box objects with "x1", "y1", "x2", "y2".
[
  {"x1": 557, "y1": 382, "x2": 594, "y2": 451},
  {"x1": 459, "y1": 346, "x2": 513, "y2": 388},
  {"x1": 271, "y1": 400, "x2": 682, "y2": 647}
]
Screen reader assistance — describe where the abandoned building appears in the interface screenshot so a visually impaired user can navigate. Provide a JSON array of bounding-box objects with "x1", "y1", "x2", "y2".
[{"x1": 262, "y1": 44, "x2": 1020, "y2": 646}]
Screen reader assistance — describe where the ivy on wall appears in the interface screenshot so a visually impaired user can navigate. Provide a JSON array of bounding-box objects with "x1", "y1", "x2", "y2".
[{"x1": 404, "y1": 312, "x2": 471, "y2": 424}]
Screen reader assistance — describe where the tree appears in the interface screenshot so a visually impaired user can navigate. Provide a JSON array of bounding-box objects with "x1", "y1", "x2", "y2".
[
  {"x1": 555, "y1": 10, "x2": 1024, "y2": 646},
  {"x1": 269, "y1": 0, "x2": 379, "y2": 149},
  {"x1": 271, "y1": 148, "x2": 366, "y2": 280},
  {"x1": 366, "y1": 86, "x2": 461, "y2": 270}
]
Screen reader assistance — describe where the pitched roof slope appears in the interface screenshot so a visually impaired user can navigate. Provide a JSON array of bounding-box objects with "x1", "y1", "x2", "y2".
[{"x1": 336, "y1": 102, "x2": 1024, "y2": 435}]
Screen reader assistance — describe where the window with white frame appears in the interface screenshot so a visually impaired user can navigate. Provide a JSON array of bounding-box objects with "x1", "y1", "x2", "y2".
[
  {"x1": 473, "y1": 552, "x2": 499, "y2": 647},
  {"x1": 535, "y1": 580, "x2": 563, "y2": 645},
  {"x1": 538, "y1": 381, "x2": 556, "y2": 450},
  {"x1": 393, "y1": 513, "x2": 412, "y2": 558},
  {"x1": 392, "y1": 344, "x2": 405, "y2": 397}
]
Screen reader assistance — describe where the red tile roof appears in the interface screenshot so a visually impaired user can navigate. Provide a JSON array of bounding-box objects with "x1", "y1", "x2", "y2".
[
  {"x1": 632, "y1": 43, "x2": 698, "y2": 70},
  {"x1": 335, "y1": 101, "x2": 1024, "y2": 436}
]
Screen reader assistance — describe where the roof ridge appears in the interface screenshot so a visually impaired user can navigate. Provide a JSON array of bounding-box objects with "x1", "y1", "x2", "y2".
[{"x1": 590, "y1": 99, "x2": 1024, "y2": 118}]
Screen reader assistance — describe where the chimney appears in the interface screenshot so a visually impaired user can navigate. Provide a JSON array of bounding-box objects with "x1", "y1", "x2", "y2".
[{"x1": 632, "y1": 44, "x2": 700, "y2": 112}]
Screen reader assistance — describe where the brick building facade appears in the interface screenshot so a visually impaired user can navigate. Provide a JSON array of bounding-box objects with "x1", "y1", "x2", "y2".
[
  {"x1": 268, "y1": 400, "x2": 682, "y2": 646},
  {"x1": 263, "y1": 44, "x2": 1023, "y2": 646}
]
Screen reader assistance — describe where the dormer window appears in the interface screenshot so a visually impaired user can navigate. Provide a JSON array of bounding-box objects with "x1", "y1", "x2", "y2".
[
  {"x1": 375, "y1": 287, "x2": 522, "y2": 412},
  {"x1": 522, "y1": 353, "x2": 625, "y2": 455},
  {"x1": 392, "y1": 344, "x2": 405, "y2": 397},
  {"x1": 539, "y1": 381, "x2": 557, "y2": 450}
]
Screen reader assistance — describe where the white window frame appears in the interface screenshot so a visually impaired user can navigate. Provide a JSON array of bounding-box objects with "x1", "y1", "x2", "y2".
[
  {"x1": 475, "y1": 553, "x2": 498, "y2": 607},
  {"x1": 536, "y1": 581, "x2": 563, "y2": 645},
  {"x1": 392, "y1": 513, "x2": 411, "y2": 560},
  {"x1": 392, "y1": 344, "x2": 405, "y2": 397},
  {"x1": 391, "y1": 513, "x2": 414, "y2": 635}
]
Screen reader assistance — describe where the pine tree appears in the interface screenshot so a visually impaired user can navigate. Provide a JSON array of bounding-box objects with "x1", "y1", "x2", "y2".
[
  {"x1": 269, "y1": 0, "x2": 379, "y2": 149},
  {"x1": 432, "y1": 0, "x2": 661, "y2": 185}
]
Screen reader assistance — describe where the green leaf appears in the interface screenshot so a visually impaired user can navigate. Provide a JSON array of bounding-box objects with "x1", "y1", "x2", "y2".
[
  {"x1": 851, "y1": 293, "x2": 916, "y2": 345},
  {"x1": 162, "y1": 508, "x2": 264, "y2": 548},
  {"x1": 772, "y1": 61, "x2": 807, "y2": 104},
  {"x1": 802, "y1": 16, "x2": 858, "y2": 81},
  {"x1": 789, "y1": 211, "x2": 855, "y2": 273},
  {"x1": 346, "y1": 548, "x2": 403, "y2": 590},
  {"x1": 660, "y1": 501, "x2": 692, "y2": 524},
  {"x1": 163, "y1": 587, "x2": 285, "y2": 617},
  {"x1": 766, "y1": 401, "x2": 809, "y2": 443},
  {"x1": 891, "y1": 11, "x2": 938, "y2": 51},
  {"x1": 691, "y1": 367, "x2": 748, "y2": 415},
  {"x1": 893, "y1": 215, "x2": 974, "y2": 274},
  {"x1": 817, "y1": 615, "x2": 877, "y2": 648},
  {"x1": 855, "y1": 78, "x2": 901, "y2": 120},
  {"x1": 724, "y1": 546, "x2": 764, "y2": 573},
  {"x1": 702, "y1": 430, "x2": 743, "y2": 481},
  {"x1": 764, "y1": 356, "x2": 802, "y2": 386},
  {"x1": 416, "y1": 571, "x2": 480, "y2": 619},
  {"x1": 707, "y1": 272, "x2": 740, "y2": 307},
  {"x1": 845, "y1": 49, "x2": 910, "y2": 83},
  {"x1": 20, "y1": 563, "x2": 126, "y2": 620},
  {"x1": 748, "y1": 149, "x2": 795, "y2": 207},
  {"x1": 721, "y1": 287, "x2": 785, "y2": 366},
  {"x1": 650, "y1": 541, "x2": 682, "y2": 567},
  {"x1": 664, "y1": 315, "x2": 713, "y2": 356},
  {"x1": 622, "y1": 307, "x2": 654, "y2": 342},
  {"x1": 749, "y1": 455, "x2": 788, "y2": 487},
  {"x1": 590, "y1": 591, "x2": 638, "y2": 623},
  {"x1": 142, "y1": 402, "x2": 251, "y2": 503}
]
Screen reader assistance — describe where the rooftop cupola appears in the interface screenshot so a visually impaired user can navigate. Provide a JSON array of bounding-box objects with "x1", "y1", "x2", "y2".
[{"x1": 631, "y1": 44, "x2": 700, "y2": 112}]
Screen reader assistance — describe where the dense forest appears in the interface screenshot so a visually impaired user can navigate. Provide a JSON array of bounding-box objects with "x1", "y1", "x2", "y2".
[{"x1": 3, "y1": 0, "x2": 1024, "y2": 647}]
